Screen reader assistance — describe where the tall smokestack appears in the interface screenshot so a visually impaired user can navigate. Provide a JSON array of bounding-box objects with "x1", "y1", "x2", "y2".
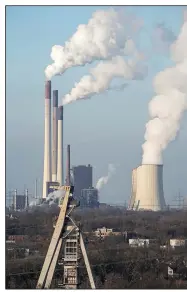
[
  {"x1": 52, "y1": 90, "x2": 58, "y2": 181},
  {"x1": 57, "y1": 106, "x2": 63, "y2": 185},
  {"x1": 13, "y1": 189, "x2": 17, "y2": 211},
  {"x1": 25, "y1": 189, "x2": 28, "y2": 209},
  {"x1": 42, "y1": 80, "x2": 52, "y2": 198},
  {"x1": 66, "y1": 144, "x2": 71, "y2": 186}
]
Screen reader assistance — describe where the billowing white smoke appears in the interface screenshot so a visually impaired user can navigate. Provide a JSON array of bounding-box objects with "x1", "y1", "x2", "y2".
[
  {"x1": 142, "y1": 16, "x2": 187, "y2": 164},
  {"x1": 46, "y1": 189, "x2": 66, "y2": 203},
  {"x1": 96, "y1": 164, "x2": 116, "y2": 191},
  {"x1": 29, "y1": 190, "x2": 65, "y2": 208},
  {"x1": 45, "y1": 9, "x2": 129, "y2": 80},
  {"x1": 62, "y1": 51, "x2": 147, "y2": 105}
]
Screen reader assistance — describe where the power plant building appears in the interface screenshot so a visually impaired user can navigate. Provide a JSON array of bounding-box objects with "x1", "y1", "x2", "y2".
[
  {"x1": 80, "y1": 187, "x2": 99, "y2": 208},
  {"x1": 129, "y1": 164, "x2": 166, "y2": 211},
  {"x1": 12, "y1": 191, "x2": 29, "y2": 211},
  {"x1": 72, "y1": 165, "x2": 93, "y2": 201}
]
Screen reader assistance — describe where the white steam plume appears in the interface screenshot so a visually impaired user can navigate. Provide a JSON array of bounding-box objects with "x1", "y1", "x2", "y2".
[
  {"x1": 29, "y1": 190, "x2": 65, "y2": 208},
  {"x1": 142, "y1": 15, "x2": 187, "y2": 164},
  {"x1": 96, "y1": 164, "x2": 116, "y2": 191},
  {"x1": 62, "y1": 51, "x2": 147, "y2": 105},
  {"x1": 46, "y1": 189, "x2": 66, "y2": 203},
  {"x1": 45, "y1": 9, "x2": 143, "y2": 80}
]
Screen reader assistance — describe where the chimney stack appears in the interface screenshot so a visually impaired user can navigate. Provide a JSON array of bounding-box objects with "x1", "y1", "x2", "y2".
[
  {"x1": 42, "y1": 80, "x2": 52, "y2": 198},
  {"x1": 57, "y1": 106, "x2": 64, "y2": 185},
  {"x1": 25, "y1": 189, "x2": 28, "y2": 209},
  {"x1": 52, "y1": 90, "x2": 58, "y2": 182},
  {"x1": 13, "y1": 189, "x2": 17, "y2": 211},
  {"x1": 66, "y1": 144, "x2": 71, "y2": 186}
]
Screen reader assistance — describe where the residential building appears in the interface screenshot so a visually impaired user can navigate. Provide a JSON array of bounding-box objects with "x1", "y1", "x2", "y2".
[
  {"x1": 129, "y1": 238, "x2": 158, "y2": 247},
  {"x1": 170, "y1": 239, "x2": 187, "y2": 249},
  {"x1": 94, "y1": 227, "x2": 121, "y2": 238}
]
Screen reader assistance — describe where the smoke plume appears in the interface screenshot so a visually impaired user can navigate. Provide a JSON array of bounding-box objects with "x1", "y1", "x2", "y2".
[
  {"x1": 45, "y1": 189, "x2": 66, "y2": 203},
  {"x1": 29, "y1": 190, "x2": 65, "y2": 209},
  {"x1": 142, "y1": 16, "x2": 187, "y2": 164},
  {"x1": 62, "y1": 53, "x2": 147, "y2": 105},
  {"x1": 46, "y1": 9, "x2": 127, "y2": 80},
  {"x1": 45, "y1": 9, "x2": 144, "y2": 80},
  {"x1": 96, "y1": 164, "x2": 116, "y2": 191}
]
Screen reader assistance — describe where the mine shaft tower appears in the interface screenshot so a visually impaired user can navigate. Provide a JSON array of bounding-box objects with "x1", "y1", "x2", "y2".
[{"x1": 36, "y1": 185, "x2": 95, "y2": 289}]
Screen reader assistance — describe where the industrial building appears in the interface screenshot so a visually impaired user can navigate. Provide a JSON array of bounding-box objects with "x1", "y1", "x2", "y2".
[
  {"x1": 80, "y1": 187, "x2": 99, "y2": 208},
  {"x1": 72, "y1": 165, "x2": 93, "y2": 201},
  {"x1": 128, "y1": 164, "x2": 166, "y2": 211},
  {"x1": 11, "y1": 189, "x2": 29, "y2": 211}
]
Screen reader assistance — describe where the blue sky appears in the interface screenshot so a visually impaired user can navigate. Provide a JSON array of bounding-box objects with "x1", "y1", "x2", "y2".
[{"x1": 6, "y1": 5, "x2": 187, "y2": 205}]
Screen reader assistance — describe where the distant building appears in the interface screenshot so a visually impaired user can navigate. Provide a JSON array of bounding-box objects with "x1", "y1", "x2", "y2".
[
  {"x1": 72, "y1": 165, "x2": 92, "y2": 201},
  {"x1": 129, "y1": 238, "x2": 158, "y2": 247},
  {"x1": 13, "y1": 195, "x2": 28, "y2": 211},
  {"x1": 170, "y1": 239, "x2": 187, "y2": 249},
  {"x1": 7, "y1": 235, "x2": 29, "y2": 242},
  {"x1": 46, "y1": 181, "x2": 60, "y2": 196},
  {"x1": 167, "y1": 263, "x2": 187, "y2": 280},
  {"x1": 80, "y1": 187, "x2": 99, "y2": 208},
  {"x1": 94, "y1": 227, "x2": 121, "y2": 238}
]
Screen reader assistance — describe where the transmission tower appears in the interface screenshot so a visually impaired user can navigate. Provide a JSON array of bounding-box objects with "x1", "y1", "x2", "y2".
[{"x1": 173, "y1": 191, "x2": 184, "y2": 209}]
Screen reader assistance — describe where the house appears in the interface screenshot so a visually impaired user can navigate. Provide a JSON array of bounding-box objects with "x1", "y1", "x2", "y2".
[
  {"x1": 94, "y1": 227, "x2": 121, "y2": 238},
  {"x1": 7, "y1": 235, "x2": 28, "y2": 242},
  {"x1": 167, "y1": 263, "x2": 187, "y2": 280},
  {"x1": 170, "y1": 239, "x2": 187, "y2": 249},
  {"x1": 129, "y1": 238, "x2": 158, "y2": 247}
]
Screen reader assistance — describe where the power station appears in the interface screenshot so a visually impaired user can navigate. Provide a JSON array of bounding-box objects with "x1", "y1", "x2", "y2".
[{"x1": 129, "y1": 164, "x2": 166, "y2": 211}]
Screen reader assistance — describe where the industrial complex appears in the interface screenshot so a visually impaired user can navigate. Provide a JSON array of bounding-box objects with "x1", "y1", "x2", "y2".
[
  {"x1": 41, "y1": 81, "x2": 99, "y2": 208},
  {"x1": 6, "y1": 80, "x2": 179, "y2": 212},
  {"x1": 6, "y1": 6, "x2": 187, "y2": 289}
]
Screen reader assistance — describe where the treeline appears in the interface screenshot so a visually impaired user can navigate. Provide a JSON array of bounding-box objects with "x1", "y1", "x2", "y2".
[
  {"x1": 6, "y1": 208, "x2": 187, "y2": 288},
  {"x1": 74, "y1": 208, "x2": 187, "y2": 241}
]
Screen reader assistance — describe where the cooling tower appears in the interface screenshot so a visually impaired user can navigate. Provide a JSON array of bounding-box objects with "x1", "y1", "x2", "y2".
[
  {"x1": 42, "y1": 81, "x2": 52, "y2": 198},
  {"x1": 57, "y1": 106, "x2": 63, "y2": 185},
  {"x1": 52, "y1": 90, "x2": 58, "y2": 182},
  {"x1": 66, "y1": 144, "x2": 71, "y2": 186},
  {"x1": 133, "y1": 164, "x2": 166, "y2": 211}
]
